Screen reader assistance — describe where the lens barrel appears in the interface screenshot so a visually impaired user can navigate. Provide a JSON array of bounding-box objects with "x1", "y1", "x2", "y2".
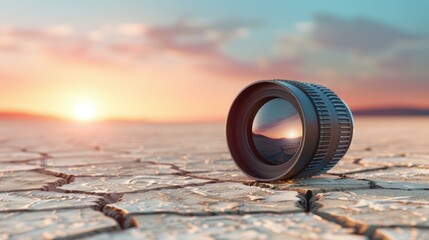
[{"x1": 226, "y1": 80, "x2": 354, "y2": 181}]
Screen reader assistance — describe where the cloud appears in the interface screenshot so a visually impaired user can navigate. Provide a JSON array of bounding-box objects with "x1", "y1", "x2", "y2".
[
  {"x1": 0, "y1": 19, "x2": 301, "y2": 81},
  {"x1": 198, "y1": 55, "x2": 302, "y2": 80},
  {"x1": 116, "y1": 23, "x2": 147, "y2": 36},
  {"x1": 140, "y1": 18, "x2": 257, "y2": 55},
  {"x1": 107, "y1": 18, "x2": 302, "y2": 79},
  {"x1": 311, "y1": 14, "x2": 421, "y2": 53},
  {"x1": 0, "y1": 25, "x2": 76, "y2": 54},
  {"x1": 44, "y1": 25, "x2": 74, "y2": 36},
  {"x1": 1, "y1": 15, "x2": 428, "y2": 112},
  {"x1": 0, "y1": 25, "x2": 74, "y2": 39},
  {"x1": 377, "y1": 40, "x2": 429, "y2": 76},
  {"x1": 0, "y1": 38, "x2": 19, "y2": 52}
]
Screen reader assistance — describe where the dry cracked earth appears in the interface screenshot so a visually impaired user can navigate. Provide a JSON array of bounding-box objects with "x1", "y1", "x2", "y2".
[{"x1": 0, "y1": 117, "x2": 428, "y2": 240}]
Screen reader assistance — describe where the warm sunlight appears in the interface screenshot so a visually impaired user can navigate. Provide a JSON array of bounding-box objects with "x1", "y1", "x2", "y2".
[
  {"x1": 73, "y1": 102, "x2": 96, "y2": 121},
  {"x1": 287, "y1": 130, "x2": 297, "y2": 139}
]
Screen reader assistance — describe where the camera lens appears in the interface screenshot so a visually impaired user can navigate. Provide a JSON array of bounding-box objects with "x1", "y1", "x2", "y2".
[
  {"x1": 252, "y1": 98, "x2": 302, "y2": 165},
  {"x1": 226, "y1": 80, "x2": 354, "y2": 181}
]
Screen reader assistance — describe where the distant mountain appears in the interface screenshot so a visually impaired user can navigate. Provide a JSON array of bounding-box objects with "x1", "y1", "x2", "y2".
[
  {"x1": 0, "y1": 111, "x2": 149, "y2": 123},
  {"x1": 353, "y1": 107, "x2": 429, "y2": 116},
  {"x1": 0, "y1": 112, "x2": 61, "y2": 121},
  {"x1": 252, "y1": 133, "x2": 301, "y2": 164}
]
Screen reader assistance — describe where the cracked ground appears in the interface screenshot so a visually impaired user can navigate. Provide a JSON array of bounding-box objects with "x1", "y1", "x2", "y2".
[{"x1": 0, "y1": 117, "x2": 428, "y2": 240}]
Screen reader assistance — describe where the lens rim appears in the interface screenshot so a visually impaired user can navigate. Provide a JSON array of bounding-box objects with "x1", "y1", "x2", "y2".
[{"x1": 226, "y1": 81, "x2": 319, "y2": 181}]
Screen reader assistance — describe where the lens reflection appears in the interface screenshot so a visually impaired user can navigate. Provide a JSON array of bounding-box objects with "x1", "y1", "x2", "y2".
[{"x1": 252, "y1": 98, "x2": 303, "y2": 165}]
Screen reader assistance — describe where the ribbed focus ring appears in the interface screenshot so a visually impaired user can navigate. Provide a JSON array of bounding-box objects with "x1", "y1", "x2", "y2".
[{"x1": 275, "y1": 80, "x2": 354, "y2": 178}]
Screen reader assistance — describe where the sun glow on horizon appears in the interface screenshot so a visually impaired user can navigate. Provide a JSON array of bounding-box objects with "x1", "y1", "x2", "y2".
[
  {"x1": 73, "y1": 102, "x2": 97, "y2": 121},
  {"x1": 285, "y1": 129, "x2": 302, "y2": 139},
  {"x1": 288, "y1": 131, "x2": 297, "y2": 139}
]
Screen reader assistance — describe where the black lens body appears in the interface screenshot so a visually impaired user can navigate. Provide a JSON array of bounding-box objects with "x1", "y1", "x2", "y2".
[{"x1": 226, "y1": 80, "x2": 354, "y2": 181}]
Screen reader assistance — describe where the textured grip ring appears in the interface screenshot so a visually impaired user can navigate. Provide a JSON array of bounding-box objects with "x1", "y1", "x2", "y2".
[{"x1": 226, "y1": 79, "x2": 354, "y2": 181}]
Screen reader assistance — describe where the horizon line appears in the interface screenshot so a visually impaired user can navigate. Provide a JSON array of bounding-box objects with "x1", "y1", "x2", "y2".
[{"x1": 1, "y1": 106, "x2": 429, "y2": 123}]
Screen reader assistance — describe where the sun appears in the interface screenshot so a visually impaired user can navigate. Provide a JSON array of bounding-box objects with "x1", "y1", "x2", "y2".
[
  {"x1": 287, "y1": 130, "x2": 297, "y2": 139},
  {"x1": 73, "y1": 102, "x2": 96, "y2": 121}
]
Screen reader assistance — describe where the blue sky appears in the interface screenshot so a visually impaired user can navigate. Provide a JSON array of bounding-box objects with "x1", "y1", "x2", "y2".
[
  {"x1": 2, "y1": 1, "x2": 427, "y2": 60},
  {"x1": 2, "y1": 1, "x2": 427, "y2": 32}
]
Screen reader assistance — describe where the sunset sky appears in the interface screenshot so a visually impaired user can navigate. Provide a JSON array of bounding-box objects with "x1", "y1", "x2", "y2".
[{"x1": 1, "y1": 1, "x2": 428, "y2": 122}]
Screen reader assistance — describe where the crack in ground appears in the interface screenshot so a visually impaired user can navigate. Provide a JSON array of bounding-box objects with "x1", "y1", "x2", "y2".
[
  {"x1": 35, "y1": 167, "x2": 244, "y2": 233},
  {"x1": 49, "y1": 167, "x2": 401, "y2": 237},
  {"x1": 54, "y1": 180, "x2": 219, "y2": 196},
  {"x1": 0, "y1": 169, "x2": 74, "y2": 193},
  {"x1": 312, "y1": 208, "x2": 424, "y2": 240},
  {"x1": 36, "y1": 169, "x2": 75, "y2": 184},
  {"x1": 340, "y1": 175, "x2": 429, "y2": 191},
  {"x1": 248, "y1": 181, "x2": 376, "y2": 238},
  {"x1": 5, "y1": 161, "x2": 424, "y2": 238},
  {"x1": 110, "y1": 210, "x2": 308, "y2": 229},
  {"x1": 47, "y1": 188, "x2": 131, "y2": 231},
  {"x1": 31, "y1": 168, "x2": 133, "y2": 232},
  {"x1": 326, "y1": 166, "x2": 389, "y2": 177},
  {"x1": 305, "y1": 191, "x2": 374, "y2": 239},
  {"x1": 304, "y1": 189, "x2": 429, "y2": 240},
  {"x1": 0, "y1": 167, "x2": 130, "y2": 237},
  {"x1": 49, "y1": 180, "x2": 222, "y2": 231},
  {"x1": 1, "y1": 157, "x2": 45, "y2": 164},
  {"x1": 26, "y1": 158, "x2": 141, "y2": 167}
]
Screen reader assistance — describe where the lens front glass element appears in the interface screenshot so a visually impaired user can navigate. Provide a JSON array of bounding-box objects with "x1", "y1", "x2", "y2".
[{"x1": 252, "y1": 98, "x2": 303, "y2": 165}]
